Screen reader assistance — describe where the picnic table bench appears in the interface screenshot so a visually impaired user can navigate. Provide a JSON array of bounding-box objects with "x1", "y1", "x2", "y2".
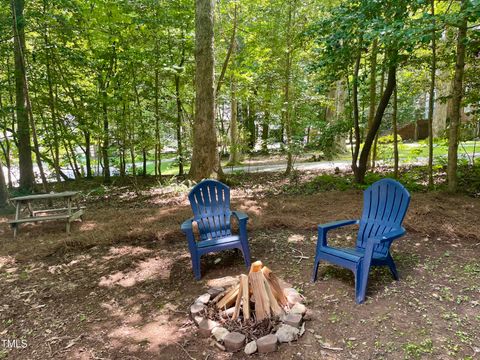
[{"x1": 8, "y1": 191, "x2": 85, "y2": 238}]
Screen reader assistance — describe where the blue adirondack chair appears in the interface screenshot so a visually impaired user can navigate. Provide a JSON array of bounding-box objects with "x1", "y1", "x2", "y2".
[
  {"x1": 311, "y1": 178, "x2": 411, "y2": 304},
  {"x1": 181, "y1": 179, "x2": 251, "y2": 280}
]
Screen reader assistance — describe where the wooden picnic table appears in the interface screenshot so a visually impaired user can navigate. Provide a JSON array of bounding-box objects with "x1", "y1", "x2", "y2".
[{"x1": 8, "y1": 191, "x2": 85, "y2": 238}]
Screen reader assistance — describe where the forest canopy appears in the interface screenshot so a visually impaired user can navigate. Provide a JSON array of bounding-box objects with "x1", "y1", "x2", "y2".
[{"x1": 0, "y1": 0, "x2": 479, "y2": 197}]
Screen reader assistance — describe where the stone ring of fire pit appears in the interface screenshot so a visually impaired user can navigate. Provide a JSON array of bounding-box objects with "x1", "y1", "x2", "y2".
[{"x1": 190, "y1": 261, "x2": 308, "y2": 355}]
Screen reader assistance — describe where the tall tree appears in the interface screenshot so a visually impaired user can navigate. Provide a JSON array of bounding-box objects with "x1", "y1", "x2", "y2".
[
  {"x1": 189, "y1": 0, "x2": 218, "y2": 180},
  {"x1": 447, "y1": 0, "x2": 468, "y2": 192},
  {"x1": 427, "y1": 0, "x2": 436, "y2": 188},
  {"x1": 11, "y1": 0, "x2": 34, "y2": 191}
]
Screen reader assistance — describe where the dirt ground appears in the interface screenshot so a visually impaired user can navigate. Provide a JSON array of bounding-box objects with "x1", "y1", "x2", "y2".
[{"x1": 0, "y1": 172, "x2": 479, "y2": 360}]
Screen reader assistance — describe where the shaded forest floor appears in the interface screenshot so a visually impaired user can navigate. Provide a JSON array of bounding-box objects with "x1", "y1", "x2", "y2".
[{"x1": 0, "y1": 171, "x2": 479, "y2": 359}]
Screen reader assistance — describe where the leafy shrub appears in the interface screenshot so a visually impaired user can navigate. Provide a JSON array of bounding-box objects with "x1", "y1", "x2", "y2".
[{"x1": 378, "y1": 134, "x2": 402, "y2": 144}]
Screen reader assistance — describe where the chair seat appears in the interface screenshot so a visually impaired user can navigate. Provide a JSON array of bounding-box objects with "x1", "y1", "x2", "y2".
[
  {"x1": 196, "y1": 235, "x2": 240, "y2": 248},
  {"x1": 319, "y1": 245, "x2": 388, "y2": 263}
]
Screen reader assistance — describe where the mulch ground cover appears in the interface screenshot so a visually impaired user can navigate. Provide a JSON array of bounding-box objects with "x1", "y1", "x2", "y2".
[{"x1": 0, "y1": 172, "x2": 479, "y2": 359}]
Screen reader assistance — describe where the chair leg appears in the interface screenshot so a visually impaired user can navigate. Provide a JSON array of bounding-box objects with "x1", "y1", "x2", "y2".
[
  {"x1": 355, "y1": 264, "x2": 366, "y2": 304},
  {"x1": 240, "y1": 241, "x2": 251, "y2": 269},
  {"x1": 311, "y1": 258, "x2": 320, "y2": 283},
  {"x1": 191, "y1": 253, "x2": 201, "y2": 280},
  {"x1": 386, "y1": 253, "x2": 399, "y2": 280}
]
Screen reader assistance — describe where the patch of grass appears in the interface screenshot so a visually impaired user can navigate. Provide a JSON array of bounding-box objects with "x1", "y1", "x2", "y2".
[{"x1": 403, "y1": 338, "x2": 434, "y2": 359}]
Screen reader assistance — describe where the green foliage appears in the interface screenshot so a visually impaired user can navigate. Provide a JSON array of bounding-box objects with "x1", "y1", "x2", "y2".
[
  {"x1": 377, "y1": 134, "x2": 402, "y2": 145},
  {"x1": 308, "y1": 119, "x2": 351, "y2": 159},
  {"x1": 403, "y1": 338, "x2": 433, "y2": 359}
]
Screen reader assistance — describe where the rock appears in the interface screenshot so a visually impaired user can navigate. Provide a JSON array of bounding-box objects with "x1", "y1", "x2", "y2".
[
  {"x1": 214, "y1": 342, "x2": 226, "y2": 351},
  {"x1": 284, "y1": 288, "x2": 303, "y2": 305},
  {"x1": 257, "y1": 334, "x2": 278, "y2": 353},
  {"x1": 299, "y1": 323, "x2": 306, "y2": 337},
  {"x1": 212, "y1": 327, "x2": 229, "y2": 342},
  {"x1": 284, "y1": 313, "x2": 302, "y2": 328},
  {"x1": 190, "y1": 302, "x2": 205, "y2": 316},
  {"x1": 290, "y1": 303, "x2": 307, "y2": 316},
  {"x1": 194, "y1": 316, "x2": 204, "y2": 325},
  {"x1": 198, "y1": 319, "x2": 219, "y2": 337},
  {"x1": 303, "y1": 309, "x2": 313, "y2": 321},
  {"x1": 224, "y1": 332, "x2": 245, "y2": 352},
  {"x1": 244, "y1": 340, "x2": 257, "y2": 355},
  {"x1": 208, "y1": 287, "x2": 224, "y2": 297},
  {"x1": 196, "y1": 293, "x2": 211, "y2": 304},
  {"x1": 276, "y1": 324, "x2": 300, "y2": 343}
]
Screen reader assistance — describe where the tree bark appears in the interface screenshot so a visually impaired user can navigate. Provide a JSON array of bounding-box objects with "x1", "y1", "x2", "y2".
[
  {"x1": 43, "y1": 0, "x2": 61, "y2": 183},
  {"x1": 351, "y1": 50, "x2": 362, "y2": 176},
  {"x1": 367, "y1": 38, "x2": 378, "y2": 168},
  {"x1": 189, "y1": 0, "x2": 219, "y2": 181},
  {"x1": 355, "y1": 62, "x2": 397, "y2": 183},
  {"x1": 427, "y1": 0, "x2": 436, "y2": 188},
  {"x1": 175, "y1": 74, "x2": 184, "y2": 176},
  {"x1": 393, "y1": 82, "x2": 399, "y2": 179},
  {"x1": 447, "y1": 0, "x2": 467, "y2": 192},
  {"x1": 284, "y1": 0, "x2": 294, "y2": 175},
  {"x1": 11, "y1": 0, "x2": 35, "y2": 191},
  {"x1": 0, "y1": 156, "x2": 9, "y2": 208},
  {"x1": 228, "y1": 72, "x2": 240, "y2": 164},
  {"x1": 154, "y1": 66, "x2": 162, "y2": 179}
]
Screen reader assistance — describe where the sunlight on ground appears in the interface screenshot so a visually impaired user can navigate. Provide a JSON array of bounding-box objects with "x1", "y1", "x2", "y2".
[
  {"x1": 238, "y1": 199, "x2": 262, "y2": 216},
  {"x1": 99, "y1": 256, "x2": 173, "y2": 287},
  {"x1": 48, "y1": 255, "x2": 92, "y2": 274},
  {"x1": 288, "y1": 234, "x2": 306, "y2": 243},
  {"x1": 108, "y1": 314, "x2": 183, "y2": 351},
  {"x1": 0, "y1": 255, "x2": 15, "y2": 269},
  {"x1": 102, "y1": 246, "x2": 152, "y2": 261},
  {"x1": 78, "y1": 222, "x2": 97, "y2": 231}
]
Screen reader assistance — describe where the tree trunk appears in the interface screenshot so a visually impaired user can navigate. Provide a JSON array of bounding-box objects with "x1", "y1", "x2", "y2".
[
  {"x1": 228, "y1": 73, "x2": 240, "y2": 164},
  {"x1": 101, "y1": 96, "x2": 110, "y2": 183},
  {"x1": 355, "y1": 62, "x2": 396, "y2": 184},
  {"x1": 189, "y1": 0, "x2": 218, "y2": 181},
  {"x1": 246, "y1": 96, "x2": 257, "y2": 152},
  {"x1": 447, "y1": 0, "x2": 468, "y2": 192},
  {"x1": 0, "y1": 156, "x2": 9, "y2": 208},
  {"x1": 284, "y1": 1, "x2": 294, "y2": 175},
  {"x1": 154, "y1": 67, "x2": 162, "y2": 179},
  {"x1": 43, "y1": 1, "x2": 61, "y2": 183},
  {"x1": 84, "y1": 130, "x2": 92, "y2": 178},
  {"x1": 11, "y1": 0, "x2": 35, "y2": 191},
  {"x1": 261, "y1": 110, "x2": 270, "y2": 154},
  {"x1": 351, "y1": 50, "x2": 362, "y2": 175},
  {"x1": 367, "y1": 39, "x2": 378, "y2": 167},
  {"x1": 142, "y1": 149, "x2": 147, "y2": 177},
  {"x1": 175, "y1": 74, "x2": 184, "y2": 176},
  {"x1": 427, "y1": 0, "x2": 436, "y2": 188},
  {"x1": 393, "y1": 82, "x2": 399, "y2": 179}
]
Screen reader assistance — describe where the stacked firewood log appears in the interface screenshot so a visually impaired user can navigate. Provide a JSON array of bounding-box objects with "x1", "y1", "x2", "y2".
[{"x1": 212, "y1": 261, "x2": 290, "y2": 322}]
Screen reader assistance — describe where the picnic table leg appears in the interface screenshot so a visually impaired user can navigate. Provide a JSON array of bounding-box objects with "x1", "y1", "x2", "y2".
[
  {"x1": 66, "y1": 197, "x2": 72, "y2": 235},
  {"x1": 76, "y1": 198, "x2": 84, "y2": 221},
  {"x1": 27, "y1": 201, "x2": 34, "y2": 217},
  {"x1": 12, "y1": 201, "x2": 21, "y2": 238}
]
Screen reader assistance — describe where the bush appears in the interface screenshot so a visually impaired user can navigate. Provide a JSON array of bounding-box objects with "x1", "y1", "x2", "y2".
[{"x1": 377, "y1": 134, "x2": 402, "y2": 144}]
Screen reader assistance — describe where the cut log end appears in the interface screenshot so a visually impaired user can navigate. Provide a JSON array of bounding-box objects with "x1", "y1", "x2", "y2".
[{"x1": 215, "y1": 262, "x2": 288, "y2": 323}]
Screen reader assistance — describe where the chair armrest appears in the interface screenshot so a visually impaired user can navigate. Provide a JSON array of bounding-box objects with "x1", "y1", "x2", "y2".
[
  {"x1": 318, "y1": 219, "x2": 359, "y2": 231},
  {"x1": 181, "y1": 218, "x2": 194, "y2": 233},
  {"x1": 232, "y1": 211, "x2": 248, "y2": 222},
  {"x1": 370, "y1": 227, "x2": 406, "y2": 244},
  {"x1": 317, "y1": 219, "x2": 359, "y2": 247}
]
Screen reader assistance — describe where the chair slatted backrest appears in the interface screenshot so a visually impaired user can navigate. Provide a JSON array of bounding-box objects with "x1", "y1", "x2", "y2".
[
  {"x1": 356, "y1": 179, "x2": 410, "y2": 255},
  {"x1": 188, "y1": 180, "x2": 232, "y2": 241}
]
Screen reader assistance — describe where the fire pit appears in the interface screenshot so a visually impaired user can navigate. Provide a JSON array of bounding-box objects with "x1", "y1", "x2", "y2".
[{"x1": 190, "y1": 261, "x2": 308, "y2": 354}]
